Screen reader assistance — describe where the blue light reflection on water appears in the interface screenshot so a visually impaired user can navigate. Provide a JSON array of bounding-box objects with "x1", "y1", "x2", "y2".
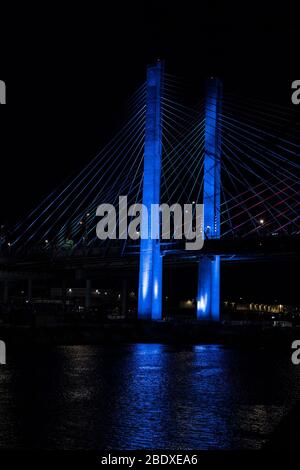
[
  {"x1": 112, "y1": 344, "x2": 232, "y2": 449},
  {"x1": 0, "y1": 344, "x2": 300, "y2": 450}
]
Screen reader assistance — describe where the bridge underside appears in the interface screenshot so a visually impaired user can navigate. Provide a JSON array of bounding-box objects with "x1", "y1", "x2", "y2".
[{"x1": 1, "y1": 237, "x2": 299, "y2": 277}]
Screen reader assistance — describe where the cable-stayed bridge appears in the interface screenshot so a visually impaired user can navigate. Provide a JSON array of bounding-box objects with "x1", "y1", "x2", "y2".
[{"x1": 1, "y1": 61, "x2": 300, "y2": 321}]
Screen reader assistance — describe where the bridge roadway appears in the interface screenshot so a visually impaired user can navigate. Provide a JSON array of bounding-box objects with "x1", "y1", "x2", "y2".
[{"x1": 0, "y1": 236, "x2": 298, "y2": 280}]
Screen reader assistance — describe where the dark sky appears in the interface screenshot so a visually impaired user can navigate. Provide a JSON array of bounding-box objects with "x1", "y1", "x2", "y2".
[
  {"x1": 0, "y1": 2, "x2": 299, "y2": 302},
  {"x1": 0, "y1": 2, "x2": 298, "y2": 221}
]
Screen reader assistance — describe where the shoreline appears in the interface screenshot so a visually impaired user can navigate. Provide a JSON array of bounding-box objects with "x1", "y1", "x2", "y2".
[{"x1": 1, "y1": 321, "x2": 299, "y2": 348}]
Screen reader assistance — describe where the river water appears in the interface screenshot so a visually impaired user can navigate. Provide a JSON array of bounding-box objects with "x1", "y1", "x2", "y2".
[{"x1": 0, "y1": 344, "x2": 299, "y2": 450}]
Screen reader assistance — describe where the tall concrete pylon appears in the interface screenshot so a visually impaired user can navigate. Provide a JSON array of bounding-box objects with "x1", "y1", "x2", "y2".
[
  {"x1": 138, "y1": 61, "x2": 164, "y2": 320},
  {"x1": 197, "y1": 78, "x2": 222, "y2": 321}
]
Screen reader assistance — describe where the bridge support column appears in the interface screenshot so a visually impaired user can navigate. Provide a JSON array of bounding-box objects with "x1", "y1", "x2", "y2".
[
  {"x1": 197, "y1": 255, "x2": 220, "y2": 321},
  {"x1": 197, "y1": 78, "x2": 222, "y2": 321},
  {"x1": 138, "y1": 61, "x2": 163, "y2": 321},
  {"x1": 85, "y1": 279, "x2": 91, "y2": 310}
]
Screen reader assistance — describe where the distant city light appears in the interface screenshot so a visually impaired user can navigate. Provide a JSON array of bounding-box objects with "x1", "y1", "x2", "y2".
[{"x1": 259, "y1": 219, "x2": 264, "y2": 225}]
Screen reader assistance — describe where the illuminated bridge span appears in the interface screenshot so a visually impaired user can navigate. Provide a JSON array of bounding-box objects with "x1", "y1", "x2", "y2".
[{"x1": 4, "y1": 61, "x2": 300, "y2": 321}]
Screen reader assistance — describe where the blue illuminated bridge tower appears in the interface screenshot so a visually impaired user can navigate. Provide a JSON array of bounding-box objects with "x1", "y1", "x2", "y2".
[
  {"x1": 138, "y1": 61, "x2": 163, "y2": 320},
  {"x1": 197, "y1": 78, "x2": 222, "y2": 321},
  {"x1": 138, "y1": 63, "x2": 222, "y2": 321}
]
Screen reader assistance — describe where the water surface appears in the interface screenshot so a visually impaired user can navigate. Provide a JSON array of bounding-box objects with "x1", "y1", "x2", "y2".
[{"x1": 0, "y1": 344, "x2": 299, "y2": 449}]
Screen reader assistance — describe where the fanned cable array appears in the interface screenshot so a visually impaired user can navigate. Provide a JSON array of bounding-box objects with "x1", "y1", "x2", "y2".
[
  {"x1": 10, "y1": 84, "x2": 147, "y2": 254},
  {"x1": 8, "y1": 72, "x2": 300, "y2": 257},
  {"x1": 220, "y1": 92, "x2": 300, "y2": 237}
]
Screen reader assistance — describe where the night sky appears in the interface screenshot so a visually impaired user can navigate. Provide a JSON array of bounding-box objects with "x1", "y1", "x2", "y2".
[{"x1": 0, "y1": 2, "x2": 299, "y2": 302}]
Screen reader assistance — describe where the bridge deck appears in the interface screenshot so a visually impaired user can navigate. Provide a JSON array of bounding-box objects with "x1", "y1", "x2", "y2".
[{"x1": 0, "y1": 236, "x2": 298, "y2": 278}]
